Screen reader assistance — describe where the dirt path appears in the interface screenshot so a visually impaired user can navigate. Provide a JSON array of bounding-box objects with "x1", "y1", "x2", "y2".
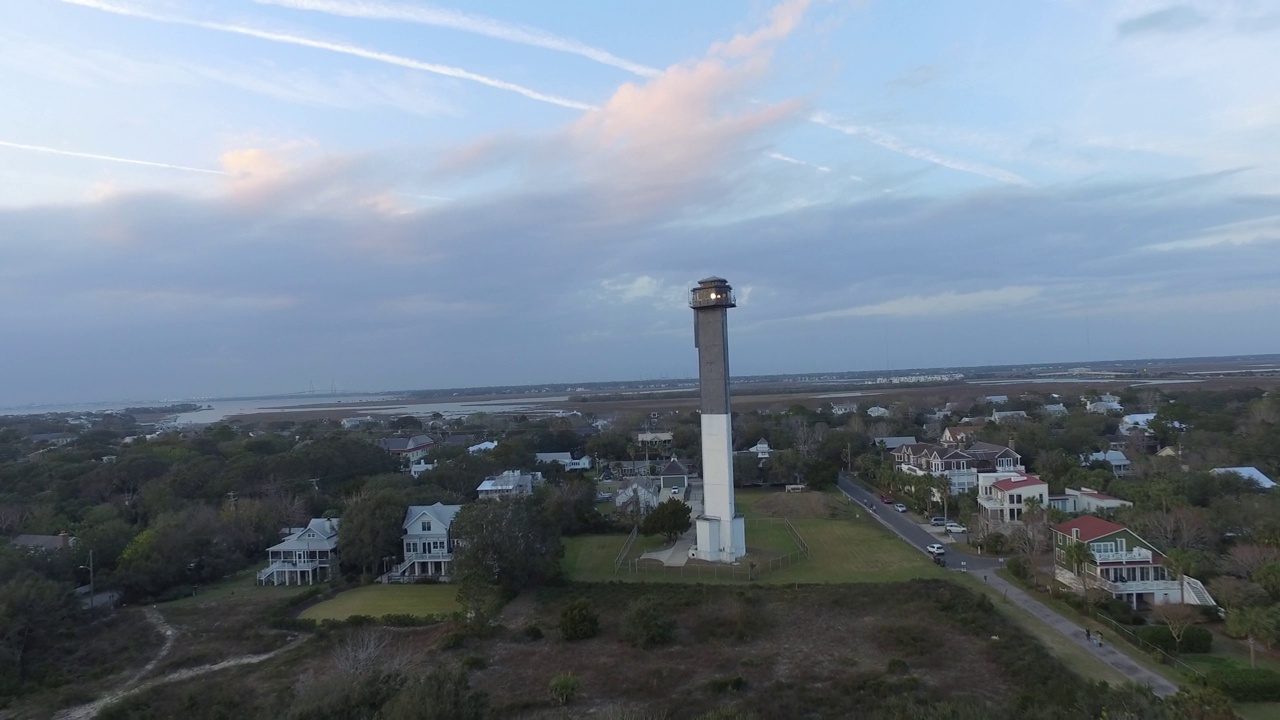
[{"x1": 53, "y1": 608, "x2": 304, "y2": 720}]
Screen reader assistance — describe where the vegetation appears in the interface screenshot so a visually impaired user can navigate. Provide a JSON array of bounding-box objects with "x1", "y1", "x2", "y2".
[
  {"x1": 298, "y1": 584, "x2": 461, "y2": 621},
  {"x1": 557, "y1": 598, "x2": 599, "y2": 641},
  {"x1": 622, "y1": 595, "x2": 676, "y2": 649},
  {"x1": 547, "y1": 671, "x2": 581, "y2": 705},
  {"x1": 641, "y1": 497, "x2": 692, "y2": 541}
]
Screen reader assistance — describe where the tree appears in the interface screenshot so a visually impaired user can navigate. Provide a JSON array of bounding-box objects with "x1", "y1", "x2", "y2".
[
  {"x1": 1164, "y1": 687, "x2": 1238, "y2": 720},
  {"x1": 1254, "y1": 561, "x2": 1280, "y2": 601},
  {"x1": 0, "y1": 571, "x2": 80, "y2": 685},
  {"x1": 338, "y1": 490, "x2": 406, "y2": 576},
  {"x1": 558, "y1": 599, "x2": 599, "y2": 641},
  {"x1": 1015, "y1": 497, "x2": 1050, "y2": 586},
  {"x1": 379, "y1": 664, "x2": 489, "y2": 720},
  {"x1": 1063, "y1": 541, "x2": 1096, "y2": 597},
  {"x1": 1152, "y1": 604, "x2": 1201, "y2": 653},
  {"x1": 1208, "y1": 576, "x2": 1269, "y2": 610},
  {"x1": 640, "y1": 499, "x2": 692, "y2": 542},
  {"x1": 1226, "y1": 606, "x2": 1277, "y2": 668},
  {"x1": 1164, "y1": 548, "x2": 1194, "y2": 606},
  {"x1": 450, "y1": 498, "x2": 563, "y2": 595}
]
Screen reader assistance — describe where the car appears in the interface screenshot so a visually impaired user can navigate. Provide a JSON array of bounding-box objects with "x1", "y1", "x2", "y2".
[
  {"x1": 930, "y1": 517, "x2": 948, "y2": 526},
  {"x1": 880, "y1": 495, "x2": 893, "y2": 504},
  {"x1": 893, "y1": 503, "x2": 908, "y2": 513},
  {"x1": 945, "y1": 523, "x2": 968, "y2": 534},
  {"x1": 926, "y1": 544, "x2": 946, "y2": 556},
  {"x1": 670, "y1": 487, "x2": 681, "y2": 495}
]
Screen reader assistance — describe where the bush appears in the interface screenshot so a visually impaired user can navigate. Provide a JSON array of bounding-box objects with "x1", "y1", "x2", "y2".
[
  {"x1": 886, "y1": 658, "x2": 910, "y2": 675},
  {"x1": 1095, "y1": 598, "x2": 1143, "y2": 625},
  {"x1": 438, "y1": 632, "x2": 466, "y2": 651},
  {"x1": 460, "y1": 654, "x2": 488, "y2": 671},
  {"x1": 704, "y1": 675, "x2": 748, "y2": 693},
  {"x1": 521, "y1": 624, "x2": 544, "y2": 641},
  {"x1": 1135, "y1": 625, "x2": 1212, "y2": 654},
  {"x1": 622, "y1": 595, "x2": 676, "y2": 649},
  {"x1": 558, "y1": 599, "x2": 600, "y2": 642},
  {"x1": 1205, "y1": 667, "x2": 1280, "y2": 701},
  {"x1": 1005, "y1": 557, "x2": 1029, "y2": 581},
  {"x1": 548, "y1": 671, "x2": 581, "y2": 706}
]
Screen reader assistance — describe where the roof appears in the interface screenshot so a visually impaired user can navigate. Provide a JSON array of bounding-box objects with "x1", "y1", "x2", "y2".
[
  {"x1": 990, "y1": 473, "x2": 1047, "y2": 492},
  {"x1": 984, "y1": 395, "x2": 1009, "y2": 403},
  {"x1": 659, "y1": 458, "x2": 688, "y2": 476},
  {"x1": 12, "y1": 534, "x2": 72, "y2": 550},
  {"x1": 268, "y1": 518, "x2": 341, "y2": 552},
  {"x1": 1085, "y1": 450, "x2": 1129, "y2": 464},
  {"x1": 875, "y1": 436, "x2": 918, "y2": 449},
  {"x1": 376, "y1": 435, "x2": 435, "y2": 453},
  {"x1": 404, "y1": 502, "x2": 464, "y2": 531},
  {"x1": 535, "y1": 452, "x2": 574, "y2": 463},
  {"x1": 468, "y1": 440, "x2": 498, "y2": 453},
  {"x1": 1212, "y1": 467, "x2": 1276, "y2": 490},
  {"x1": 1053, "y1": 515, "x2": 1127, "y2": 543}
]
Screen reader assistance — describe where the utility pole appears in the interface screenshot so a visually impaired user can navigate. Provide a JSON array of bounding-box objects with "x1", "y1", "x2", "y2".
[{"x1": 79, "y1": 550, "x2": 95, "y2": 609}]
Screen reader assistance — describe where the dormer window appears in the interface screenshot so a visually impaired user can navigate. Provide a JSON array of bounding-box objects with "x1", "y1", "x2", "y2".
[
  {"x1": 421, "y1": 521, "x2": 431, "y2": 532},
  {"x1": 1072, "y1": 528, "x2": 1080, "y2": 540}
]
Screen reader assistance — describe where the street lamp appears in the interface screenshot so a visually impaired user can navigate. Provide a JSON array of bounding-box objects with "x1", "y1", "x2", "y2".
[{"x1": 77, "y1": 549, "x2": 94, "y2": 609}]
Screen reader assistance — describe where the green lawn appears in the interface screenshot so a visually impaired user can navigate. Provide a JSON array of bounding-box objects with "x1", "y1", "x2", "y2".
[
  {"x1": 161, "y1": 568, "x2": 315, "y2": 607},
  {"x1": 1180, "y1": 629, "x2": 1280, "y2": 719},
  {"x1": 563, "y1": 488, "x2": 943, "y2": 584},
  {"x1": 299, "y1": 584, "x2": 461, "y2": 621}
]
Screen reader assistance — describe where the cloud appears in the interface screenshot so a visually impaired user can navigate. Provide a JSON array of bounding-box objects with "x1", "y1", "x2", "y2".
[
  {"x1": 1142, "y1": 214, "x2": 1280, "y2": 251},
  {"x1": 598, "y1": 276, "x2": 688, "y2": 309},
  {"x1": 1117, "y1": 5, "x2": 1209, "y2": 37},
  {"x1": 254, "y1": 0, "x2": 661, "y2": 77},
  {"x1": 0, "y1": 139, "x2": 226, "y2": 175},
  {"x1": 767, "y1": 152, "x2": 831, "y2": 173},
  {"x1": 801, "y1": 286, "x2": 1045, "y2": 321},
  {"x1": 55, "y1": 0, "x2": 593, "y2": 110},
  {"x1": 810, "y1": 113, "x2": 1033, "y2": 186}
]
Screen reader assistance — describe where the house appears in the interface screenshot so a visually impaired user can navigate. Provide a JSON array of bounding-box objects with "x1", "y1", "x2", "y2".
[
  {"x1": 1083, "y1": 450, "x2": 1132, "y2": 477},
  {"x1": 476, "y1": 470, "x2": 544, "y2": 499},
  {"x1": 978, "y1": 472, "x2": 1048, "y2": 524},
  {"x1": 742, "y1": 438, "x2": 773, "y2": 459},
  {"x1": 341, "y1": 416, "x2": 376, "y2": 430},
  {"x1": 830, "y1": 402, "x2": 859, "y2": 415},
  {"x1": 866, "y1": 406, "x2": 890, "y2": 418},
  {"x1": 984, "y1": 395, "x2": 1009, "y2": 405},
  {"x1": 12, "y1": 532, "x2": 76, "y2": 552},
  {"x1": 1086, "y1": 395, "x2": 1123, "y2": 414},
  {"x1": 892, "y1": 441, "x2": 1024, "y2": 495},
  {"x1": 874, "y1": 436, "x2": 917, "y2": 450},
  {"x1": 612, "y1": 459, "x2": 656, "y2": 477},
  {"x1": 535, "y1": 452, "x2": 593, "y2": 471},
  {"x1": 1049, "y1": 487, "x2": 1134, "y2": 515},
  {"x1": 409, "y1": 460, "x2": 436, "y2": 478},
  {"x1": 468, "y1": 440, "x2": 498, "y2": 454},
  {"x1": 1053, "y1": 516, "x2": 1216, "y2": 608},
  {"x1": 1042, "y1": 403, "x2": 1068, "y2": 416},
  {"x1": 375, "y1": 435, "x2": 436, "y2": 465},
  {"x1": 258, "y1": 518, "x2": 340, "y2": 586},
  {"x1": 1211, "y1": 467, "x2": 1276, "y2": 490},
  {"x1": 615, "y1": 479, "x2": 660, "y2": 515},
  {"x1": 383, "y1": 503, "x2": 464, "y2": 582},
  {"x1": 656, "y1": 458, "x2": 691, "y2": 499},
  {"x1": 940, "y1": 424, "x2": 983, "y2": 448},
  {"x1": 991, "y1": 410, "x2": 1028, "y2": 423},
  {"x1": 636, "y1": 432, "x2": 673, "y2": 447},
  {"x1": 26, "y1": 433, "x2": 75, "y2": 446}
]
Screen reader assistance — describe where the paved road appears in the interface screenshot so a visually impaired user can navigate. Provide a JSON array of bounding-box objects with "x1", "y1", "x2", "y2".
[{"x1": 835, "y1": 475, "x2": 1179, "y2": 697}]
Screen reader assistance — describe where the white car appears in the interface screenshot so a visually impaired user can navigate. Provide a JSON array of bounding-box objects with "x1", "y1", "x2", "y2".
[
  {"x1": 945, "y1": 523, "x2": 968, "y2": 534},
  {"x1": 893, "y1": 503, "x2": 908, "y2": 513},
  {"x1": 926, "y1": 544, "x2": 946, "y2": 556},
  {"x1": 670, "y1": 487, "x2": 681, "y2": 495}
]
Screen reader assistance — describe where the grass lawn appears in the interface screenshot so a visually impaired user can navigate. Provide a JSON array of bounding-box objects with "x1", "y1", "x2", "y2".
[
  {"x1": 299, "y1": 584, "x2": 460, "y2": 621},
  {"x1": 563, "y1": 488, "x2": 943, "y2": 584},
  {"x1": 1179, "y1": 629, "x2": 1280, "y2": 719},
  {"x1": 162, "y1": 568, "x2": 314, "y2": 608}
]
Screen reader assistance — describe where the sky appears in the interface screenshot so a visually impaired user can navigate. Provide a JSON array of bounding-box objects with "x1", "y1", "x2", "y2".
[{"x1": 2, "y1": 0, "x2": 1279, "y2": 405}]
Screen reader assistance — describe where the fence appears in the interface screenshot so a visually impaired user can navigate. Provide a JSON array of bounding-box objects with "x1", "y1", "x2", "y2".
[
  {"x1": 619, "y1": 518, "x2": 810, "y2": 581},
  {"x1": 1090, "y1": 611, "x2": 1207, "y2": 681}
]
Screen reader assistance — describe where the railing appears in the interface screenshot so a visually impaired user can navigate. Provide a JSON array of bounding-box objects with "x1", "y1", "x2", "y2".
[
  {"x1": 403, "y1": 551, "x2": 453, "y2": 562},
  {"x1": 1092, "y1": 549, "x2": 1153, "y2": 563},
  {"x1": 1096, "y1": 578, "x2": 1179, "y2": 594},
  {"x1": 614, "y1": 524, "x2": 639, "y2": 574},
  {"x1": 258, "y1": 559, "x2": 322, "y2": 581}
]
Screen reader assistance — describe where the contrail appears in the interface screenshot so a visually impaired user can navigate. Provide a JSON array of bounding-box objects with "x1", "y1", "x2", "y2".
[
  {"x1": 0, "y1": 140, "x2": 227, "y2": 175},
  {"x1": 810, "y1": 112, "x2": 1032, "y2": 187},
  {"x1": 255, "y1": 0, "x2": 661, "y2": 78},
  {"x1": 56, "y1": 0, "x2": 595, "y2": 110}
]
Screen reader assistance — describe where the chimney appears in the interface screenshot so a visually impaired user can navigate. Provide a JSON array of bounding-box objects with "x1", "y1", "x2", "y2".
[{"x1": 57, "y1": 531, "x2": 71, "y2": 549}]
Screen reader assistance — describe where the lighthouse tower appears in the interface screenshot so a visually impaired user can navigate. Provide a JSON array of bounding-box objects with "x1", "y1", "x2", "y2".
[{"x1": 690, "y1": 277, "x2": 746, "y2": 563}]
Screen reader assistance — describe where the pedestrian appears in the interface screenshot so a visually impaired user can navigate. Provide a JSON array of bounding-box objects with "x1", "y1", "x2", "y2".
[
  {"x1": 983, "y1": 574, "x2": 988, "y2": 583},
  {"x1": 1085, "y1": 628, "x2": 1091, "y2": 643},
  {"x1": 1097, "y1": 631, "x2": 1103, "y2": 647}
]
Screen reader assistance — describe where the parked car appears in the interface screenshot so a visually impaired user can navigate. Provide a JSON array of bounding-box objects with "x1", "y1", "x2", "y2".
[
  {"x1": 670, "y1": 487, "x2": 681, "y2": 495},
  {"x1": 926, "y1": 544, "x2": 946, "y2": 556},
  {"x1": 894, "y1": 503, "x2": 908, "y2": 513},
  {"x1": 945, "y1": 523, "x2": 968, "y2": 534},
  {"x1": 930, "y1": 517, "x2": 948, "y2": 526},
  {"x1": 880, "y1": 495, "x2": 893, "y2": 504}
]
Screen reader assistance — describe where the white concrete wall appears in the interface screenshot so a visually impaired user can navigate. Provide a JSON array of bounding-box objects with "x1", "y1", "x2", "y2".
[{"x1": 699, "y1": 413, "x2": 744, "y2": 562}]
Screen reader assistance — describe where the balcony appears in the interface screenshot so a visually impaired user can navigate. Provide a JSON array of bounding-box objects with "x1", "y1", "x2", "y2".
[
  {"x1": 1097, "y1": 578, "x2": 1180, "y2": 594},
  {"x1": 1092, "y1": 549, "x2": 1153, "y2": 563},
  {"x1": 404, "y1": 551, "x2": 453, "y2": 562}
]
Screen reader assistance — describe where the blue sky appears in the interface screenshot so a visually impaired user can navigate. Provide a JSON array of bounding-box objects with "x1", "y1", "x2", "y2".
[{"x1": 2, "y1": 0, "x2": 1279, "y2": 405}]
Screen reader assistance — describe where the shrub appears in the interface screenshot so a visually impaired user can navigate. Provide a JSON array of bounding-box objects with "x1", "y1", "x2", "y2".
[
  {"x1": 558, "y1": 599, "x2": 600, "y2": 642},
  {"x1": 521, "y1": 624, "x2": 544, "y2": 641},
  {"x1": 1135, "y1": 625, "x2": 1212, "y2": 654},
  {"x1": 460, "y1": 654, "x2": 488, "y2": 671},
  {"x1": 704, "y1": 675, "x2": 748, "y2": 693},
  {"x1": 548, "y1": 672, "x2": 581, "y2": 706},
  {"x1": 886, "y1": 658, "x2": 910, "y2": 675},
  {"x1": 1205, "y1": 667, "x2": 1280, "y2": 701},
  {"x1": 438, "y1": 632, "x2": 466, "y2": 651},
  {"x1": 1005, "y1": 557, "x2": 1029, "y2": 581},
  {"x1": 622, "y1": 595, "x2": 676, "y2": 649}
]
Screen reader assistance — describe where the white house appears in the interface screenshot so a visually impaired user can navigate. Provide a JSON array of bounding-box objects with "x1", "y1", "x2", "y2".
[
  {"x1": 636, "y1": 431, "x2": 674, "y2": 446},
  {"x1": 866, "y1": 406, "x2": 891, "y2": 418},
  {"x1": 1049, "y1": 487, "x2": 1134, "y2": 515},
  {"x1": 468, "y1": 440, "x2": 498, "y2": 454},
  {"x1": 615, "y1": 480, "x2": 660, "y2": 515},
  {"x1": 830, "y1": 402, "x2": 859, "y2": 415},
  {"x1": 384, "y1": 503, "x2": 464, "y2": 582},
  {"x1": 409, "y1": 460, "x2": 437, "y2": 478},
  {"x1": 984, "y1": 395, "x2": 1009, "y2": 405},
  {"x1": 259, "y1": 518, "x2": 340, "y2": 586},
  {"x1": 743, "y1": 438, "x2": 773, "y2": 458},
  {"x1": 1212, "y1": 467, "x2": 1276, "y2": 490},
  {"x1": 1087, "y1": 401, "x2": 1124, "y2": 414},
  {"x1": 1083, "y1": 450, "x2": 1132, "y2": 477},
  {"x1": 977, "y1": 472, "x2": 1049, "y2": 524},
  {"x1": 991, "y1": 410, "x2": 1029, "y2": 423},
  {"x1": 375, "y1": 435, "x2": 436, "y2": 466},
  {"x1": 1042, "y1": 403, "x2": 1068, "y2": 415},
  {"x1": 535, "y1": 452, "x2": 593, "y2": 471},
  {"x1": 477, "y1": 470, "x2": 544, "y2": 499},
  {"x1": 341, "y1": 416, "x2": 376, "y2": 430}
]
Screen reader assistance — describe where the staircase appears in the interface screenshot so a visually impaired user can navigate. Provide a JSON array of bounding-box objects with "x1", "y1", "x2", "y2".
[{"x1": 1183, "y1": 576, "x2": 1216, "y2": 607}]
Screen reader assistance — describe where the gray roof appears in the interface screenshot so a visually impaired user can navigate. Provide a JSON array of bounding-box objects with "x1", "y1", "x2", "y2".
[
  {"x1": 267, "y1": 518, "x2": 340, "y2": 552},
  {"x1": 874, "y1": 436, "x2": 917, "y2": 449},
  {"x1": 404, "y1": 502, "x2": 464, "y2": 530},
  {"x1": 12, "y1": 534, "x2": 73, "y2": 550},
  {"x1": 1211, "y1": 467, "x2": 1275, "y2": 489},
  {"x1": 659, "y1": 458, "x2": 688, "y2": 477}
]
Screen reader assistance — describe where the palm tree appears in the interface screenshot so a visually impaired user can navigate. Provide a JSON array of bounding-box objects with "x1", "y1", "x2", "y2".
[
  {"x1": 1064, "y1": 541, "x2": 1096, "y2": 597},
  {"x1": 1164, "y1": 548, "x2": 1192, "y2": 606},
  {"x1": 1226, "y1": 606, "x2": 1277, "y2": 668}
]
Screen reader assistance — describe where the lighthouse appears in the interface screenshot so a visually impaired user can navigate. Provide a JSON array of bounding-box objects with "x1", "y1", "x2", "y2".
[{"x1": 690, "y1": 277, "x2": 746, "y2": 562}]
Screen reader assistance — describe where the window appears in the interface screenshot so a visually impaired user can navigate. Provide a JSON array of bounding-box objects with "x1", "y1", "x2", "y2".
[
  {"x1": 1090, "y1": 542, "x2": 1116, "y2": 554},
  {"x1": 421, "y1": 521, "x2": 431, "y2": 532}
]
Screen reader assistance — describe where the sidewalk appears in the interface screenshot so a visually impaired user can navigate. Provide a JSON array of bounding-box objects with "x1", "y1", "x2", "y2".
[{"x1": 984, "y1": 573, "x2": 1180, "y2": 697}]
